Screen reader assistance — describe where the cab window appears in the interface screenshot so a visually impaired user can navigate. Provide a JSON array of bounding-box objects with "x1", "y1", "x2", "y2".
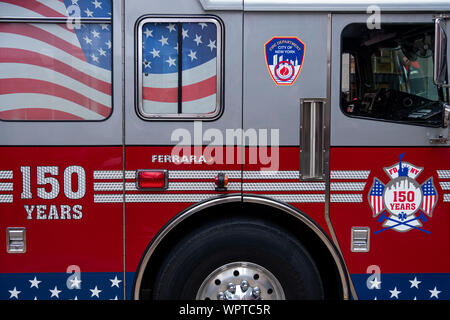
[{"x1": 341, "y1": 23, "x2": 448, "y2": 127}]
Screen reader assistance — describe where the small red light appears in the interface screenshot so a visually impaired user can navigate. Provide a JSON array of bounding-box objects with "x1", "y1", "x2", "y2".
[{"x1": 137, "y1": 170, "x2": 167, "y2": 189}]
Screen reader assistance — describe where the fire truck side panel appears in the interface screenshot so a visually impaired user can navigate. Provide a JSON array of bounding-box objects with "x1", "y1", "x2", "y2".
[{"x1": 330, "y1": 14, "x2": 450, "y2": 300}]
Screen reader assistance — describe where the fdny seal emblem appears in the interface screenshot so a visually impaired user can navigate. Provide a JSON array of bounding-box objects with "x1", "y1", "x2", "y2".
[
  {"x1": 369, "y1": 153, "x2": 438, "y2": 234},
  {"x1": 264, "y1": 37, "x2": 305, "y2": 86}
]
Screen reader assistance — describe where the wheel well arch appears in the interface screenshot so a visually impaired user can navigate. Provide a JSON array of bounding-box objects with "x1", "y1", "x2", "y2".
[{"x1": 132, "y1": 195, "x2": 350, "y2": 300}]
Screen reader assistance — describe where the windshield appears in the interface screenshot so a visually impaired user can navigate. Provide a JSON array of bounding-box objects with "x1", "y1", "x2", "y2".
[{"x1": 371, "y1": 46, "x2": 438, "y2": 101}]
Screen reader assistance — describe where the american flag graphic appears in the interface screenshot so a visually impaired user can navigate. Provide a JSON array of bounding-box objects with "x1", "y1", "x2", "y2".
[
  {"x1": 421, "y1": 178, "x2": 437, "y2": 216},
  {"x1": 369, "y1": 178, "x2": 385, "y2": 216},
  {"x1": 141, "y1": 21, "x2": 217, "y2": 114},
  {"x1": 0, "y1": 0, "x2": 112, "y2": 120}
]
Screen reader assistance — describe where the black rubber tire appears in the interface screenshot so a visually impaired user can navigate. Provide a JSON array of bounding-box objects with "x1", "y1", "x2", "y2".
[{"x1": 152, "y1": 217, "x2": 324, "y2": 300}]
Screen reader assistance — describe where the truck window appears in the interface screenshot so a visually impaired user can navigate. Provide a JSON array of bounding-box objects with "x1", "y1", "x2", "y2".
[
  {"x1": 341, "y1": 23, "x2": 447, "y2": 127},
  {"x1": 0, "y1": 1, "x2": 112, "y2": 121},
  {"x1": 137, "y1": 18, "x2": 222, "y2": 119}
]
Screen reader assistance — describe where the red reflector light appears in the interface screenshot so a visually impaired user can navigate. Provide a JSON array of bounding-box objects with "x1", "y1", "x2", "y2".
[{"x1": 137, "y1": 170, "x2": 168, "y2": 190}]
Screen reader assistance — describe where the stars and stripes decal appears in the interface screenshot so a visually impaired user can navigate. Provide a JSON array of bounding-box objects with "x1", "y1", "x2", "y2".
[
  {"x1": 0, "y1": 0, "x2": 112, "y2": 120},
  {"x1": 0, "y1": 272, "x2": 129, "y2": 300},
  {"x1": 352, "y1": 273, "x2": 450, "y2": 300},
  {"x1": 369, "y1": 178, "x2": 385, "y2": 216},
  {"x1": 421, "y1": 178, "x2": 437, "y2": 215},
  {"x1": 141, "y1": 21, "x2": 218, "y2": 114}
]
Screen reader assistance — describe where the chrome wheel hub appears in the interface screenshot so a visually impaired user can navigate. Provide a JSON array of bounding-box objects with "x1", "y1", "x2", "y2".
[{"x1": 196, "y1": 262, "x2": 285, "y2": 300}]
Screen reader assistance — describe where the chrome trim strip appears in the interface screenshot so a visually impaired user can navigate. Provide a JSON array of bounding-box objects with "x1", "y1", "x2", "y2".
[
  {"x1": 132, "y1": 195, "x2": 350, "y2": 300},
  {"x1": 437, "y1": 170, "x2": 450, "y2": 179}
]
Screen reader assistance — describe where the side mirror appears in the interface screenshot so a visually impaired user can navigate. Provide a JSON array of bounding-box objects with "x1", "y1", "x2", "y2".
[{"x1": 434, "y1": 17, "x2": 449, "y2": 87}]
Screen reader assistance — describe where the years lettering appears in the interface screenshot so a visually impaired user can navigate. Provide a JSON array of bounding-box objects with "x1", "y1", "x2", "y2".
[{"x1": 20, "y1": 166, "x2": 86, "y2": 221}]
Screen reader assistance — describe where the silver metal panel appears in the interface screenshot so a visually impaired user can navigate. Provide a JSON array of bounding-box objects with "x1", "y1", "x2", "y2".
[
  {"x1": 7, "y1": 227, "x2": 26, "y2": 253},
  {"x1": 200, "y1": 0, "x2": 450, "y2": 12},
  {"x1": 243, "y1": 12, "x2": 328, "y2": 146},
  {"x1": 0, "y1": 0, "x2": 123, "y2": 146},
  {"x1": 200, "y1": 0, "x2": 243, "y2": 10},
  {"x1": 331, "y1": 13, "x2": 449, "y2": 146},
  {"x1": 125, "y1": 0, "x2": 242, "y2": 145},
  {"x1": 244, "y1": 0, "x2": 450, "y2": 12},
  {"x1": 351, "y1": 227, "x2": 370, "y2": 252}
]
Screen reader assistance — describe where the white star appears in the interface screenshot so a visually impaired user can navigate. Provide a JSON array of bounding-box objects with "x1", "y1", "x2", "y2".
[
  {"x1": 8, "y1": 287, "x2": 21, "y2": 299},
  {"x1": 91, "y1": 29, "x2": 100, "y2": 38},
  {"x1": 166, "y1": 23, "x2": 176, "y2": 32},
  {"x1": 199, "y1": 22, "x2": 208, "y2": 29},
  {"x1": 143, "y1": 28, "x2": 153, "y2": 38},
  {"x1": 50, "y1": 286, "x2": 62, "y2": 298},
  {"x1": 158, "y1": 35, "x2": 169, "y2": 46},
  {"x1": 83, "y1": 35, "x2": 92, "y2": 45},
  {"x1": 98, "y1": 48, "x2": 106, "y2": 56},
  {"x1": 181, "y1": 28, "x2": 189, "y2": 39},
  {"x1": 69, "y1": 276, "x2": 82, "y2": 289},
  {"x1": 166, "y1": 56, "x2": 176, "y2": 67},
  {"x1": 100, "y1": 24, "x2": 109, "y2": 30},
  {"x1": 84, "y1": 8, "x2": 93, "y2": 17},
  {"x1": 409, "y1": 277, "x2": 421, "y2": 289},
  {"x1": 105, "y1": 40, "x2": 112, "y2": 49},
  {"x1": 110, "y1": 296, "x2": 119, "y2": 300},
  {"x1": 389, "y1": 287, "x2": 401, "y2": 299},
  {"x1": 369, "y1": 277, "x2": 381, "y2": 289},
  {"x1": 193, "y1": 34, "x2": 202, "y2": 46},
  {"x1": 29, "y1": 276, "x2": 41, "y2": 289},
  {"x1": 90, "y1": 286, "x2": 102, "y2": 298},
  {"x1": 73, "y1": 296, "x2": 78, "y2": 300},
  {"x1": 188, "y1": 50, "x2": 197, "y2": 61},
  {"x1": 429, "y1": 287, "x2": 441, "y2": 299},
  {"x1": 110, "y1": 275, "x2": 122, "y2": 288},
  {"x1": 173, "y1": 44, "x2": 178, "y2": 52},
  {"x1": 91, "y1": 54, "x2": 99, "y2": 63},
  {"x1": 92, "y1": 0, "x2": 102, "y2": 8},
  {"x1": 150, "y1": 48, "x2": 160, "y2": 58},
  {"x1": 207, "y1": 39, "x2": 216, "y2": 51}
]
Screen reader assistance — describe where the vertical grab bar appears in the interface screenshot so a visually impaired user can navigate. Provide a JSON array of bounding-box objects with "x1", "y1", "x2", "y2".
[{"x1": 300, "y1": 98, "x2": 326, "y2": 180}]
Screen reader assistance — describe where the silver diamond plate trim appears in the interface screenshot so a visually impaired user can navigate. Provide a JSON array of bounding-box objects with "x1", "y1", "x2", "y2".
[
  {"x1": 0, "y1": 182, "x2": 13, "y2": 191},
  {"x1": 437, "y1": 170, "x2": 450, "y2": 179},
  {"x1": 263, "y1": 194, "x2": 325, "y2": 203},
  {"x1": 440, "y1": 182, "x2": 450, "y2": 190},
  {"x1": 0, "y1": 194, "x2": 13, "y2": 203},
  {"x1": 444, "y1": 194, "x2": 450, "y2": 202},
  {"x1": 94, "y1": 193, "x2": 215, "y2": 203},
  {"x1": 331, "y1": 171, "x2": 370, "y2": 180},
  {"x1": 94, "y1": 182, "x2": 241, "y2": 191},
  {"x1": 243, "y1": 182, "x2": 325, "y2": 191},
  {"x1": 168, "y1": 170, "x2": 241, "y2": 179},
  {"x1": 331, "y1": 182, "x2": 366, "y2": 191},
  {"x1": 0, "y1": 170, "x2": 13, "y2": 179},
  {"x1": 330, "y1": 194, "x2": 363, "y2": 203},
  {"x1": 93, "y1": 170, "x2": 124, "y2": 180},
  {"x1": 243, "y1": 171, "x2": 299, "y2": 180}
]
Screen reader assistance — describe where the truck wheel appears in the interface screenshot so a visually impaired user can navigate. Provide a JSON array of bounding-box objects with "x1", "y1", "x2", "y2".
[{"x1": 152, "y1": 218, "x2": 324, "y2": 300}]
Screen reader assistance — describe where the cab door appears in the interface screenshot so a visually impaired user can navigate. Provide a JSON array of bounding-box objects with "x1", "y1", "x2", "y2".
[
  {"x1": 123, "y1": 0, "x2": 243, "y2": 299},
  {"x1": 330, "y1": 13, "x2": 450, "y2": 300}
]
